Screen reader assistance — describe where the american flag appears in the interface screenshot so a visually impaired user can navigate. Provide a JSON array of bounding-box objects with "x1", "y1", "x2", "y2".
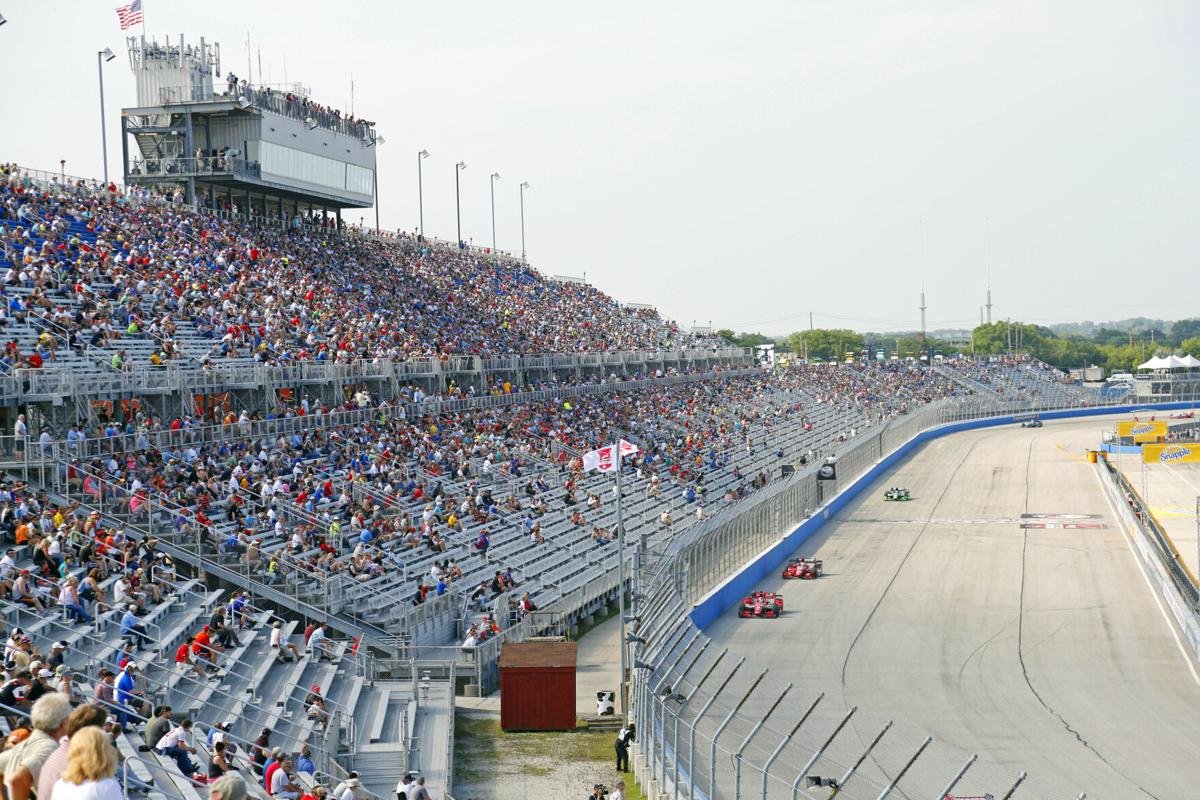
[{"x1": 115, "y1": 0, "x2": 143, "y2": 30}]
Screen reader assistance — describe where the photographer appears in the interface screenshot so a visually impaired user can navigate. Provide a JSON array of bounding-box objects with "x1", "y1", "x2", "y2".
[
  {"x1": 590, "y1": 780, "x2": 625, "y2": 800},
  {"x1": 614, "y1": 722, "x2": 635, "y2": 772}
]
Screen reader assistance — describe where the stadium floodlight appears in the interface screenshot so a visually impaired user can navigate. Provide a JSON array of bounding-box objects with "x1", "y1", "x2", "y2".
[
  {"x1": 455, "y1": 161, "x2": 467, "y2": 245},
  {"x1": 0, "y1": 14, "x2": 7, "y2": 26},
  {"x1": 626, "y1": 634, "x2": 646, "y2": 644},
  {"x1": 489, "y1": 172, "x2": 501, "y2": 254},
  {"x1": 519, "y1": 181, "x2": 530, "y2": 259},
  {"x1": 375, "y1": 136, "x2": 385, "y2": 145},
  {"x1": 97, "y1": 48, "x2": 117, "y2": 185},
  {"x1": 304, "y1": 117, "x2": 317, "y2": 130},
  {"x1": 417, "y1": 150, "x2": 430, "y2": 235}
]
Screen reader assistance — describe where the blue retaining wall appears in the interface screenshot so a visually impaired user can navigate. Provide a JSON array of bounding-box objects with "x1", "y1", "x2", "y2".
[{"x1": 688, "y1": 401, "x2": 1196, "y2": 630}]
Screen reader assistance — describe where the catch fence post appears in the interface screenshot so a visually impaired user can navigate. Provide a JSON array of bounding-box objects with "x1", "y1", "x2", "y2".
[
  {"x1": 688, "y1": 657, "x2": 744, "y2": 800},
  {"x1": 731, "y1": 681, "x2": 792, "y2": 798},
  {"x1": 873, "y1": 735, "x2": 932, "y2": 799},
  {"x1": 998, "y1": 771, "x2": 1029, "y2": 800},
  {"x1": 935, "y1": 753, "x2": 977, "y2": 800},
  {"x1": 787, "y1": 706, "x2": 859, "y2": 799},
  {"x1": 824, "y1": 720, "x2": 892, "y2": 798},
  {"x1": 758, "y1": 692, "x2": 824, "y2": 800},
  {"x1": 709, "y1": 669, "x2": 767, "y2": 797}
]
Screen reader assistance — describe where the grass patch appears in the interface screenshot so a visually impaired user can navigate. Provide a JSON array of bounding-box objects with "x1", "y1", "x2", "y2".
[
  {"x1": 573, "y1": 605, "x2": 617, "y2": 640},
  {"x1": 454, "y1": 712, "x2": 648, "y2": 799}
]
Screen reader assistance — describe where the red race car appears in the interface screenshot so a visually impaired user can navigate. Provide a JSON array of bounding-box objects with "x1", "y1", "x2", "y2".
[
  {"x1": 738, "y1": 591, "x2": 784, "y2": 618},
  {"x1": 782, "y1": 557, "x2": 823, "y2": 580}
]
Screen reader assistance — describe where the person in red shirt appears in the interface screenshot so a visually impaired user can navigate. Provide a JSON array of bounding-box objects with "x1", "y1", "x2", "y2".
[
  {"x1": 192, "y1": 625, "x2": 223, "y2": 665},
  {"x1": 175, "y1": 635, "x2": 210, "y2": 680}
]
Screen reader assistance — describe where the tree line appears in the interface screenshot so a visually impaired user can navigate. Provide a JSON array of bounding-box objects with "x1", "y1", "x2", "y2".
[{"x1": 718, "y1": 318, "x2": 1200, "y2": 374}]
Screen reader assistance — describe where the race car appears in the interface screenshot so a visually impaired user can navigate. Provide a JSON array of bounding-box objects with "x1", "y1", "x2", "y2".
[
  {"x1": 782, "y1": 557, "x2": 823, "y2": 580},
  {"x1": 1021, "y1": 418, "x2": 1043, "y2": 428},
  {"x1": 738, "y1": 591, "x2": 784, "y2": 618},
  {"x1": 883, "y1": 487, "x2": 910, "y2": 501},
  {"x1": 1170, "y1": 411, "x2": 1195, "y2": 419}
]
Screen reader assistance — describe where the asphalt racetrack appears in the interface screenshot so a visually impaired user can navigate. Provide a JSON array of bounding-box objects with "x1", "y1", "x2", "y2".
[{"x1": 704, "y1": 416, "x2": 1200, "y2": 799}]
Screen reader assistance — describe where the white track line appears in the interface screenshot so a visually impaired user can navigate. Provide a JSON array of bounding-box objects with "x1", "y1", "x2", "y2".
[{"x1": 1092, "y1": 466, "x2": 1200, "y2": 688}]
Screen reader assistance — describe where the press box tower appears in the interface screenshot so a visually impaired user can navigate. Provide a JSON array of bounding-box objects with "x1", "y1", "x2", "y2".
[{"x1": 121, "y1": 34, "x2": 377, "y2": 224}]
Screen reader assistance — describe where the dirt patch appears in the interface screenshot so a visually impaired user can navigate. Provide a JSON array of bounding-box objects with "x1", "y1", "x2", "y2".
[{"x1": 454, "y1": 712, "x2": 644, "y2": 800}]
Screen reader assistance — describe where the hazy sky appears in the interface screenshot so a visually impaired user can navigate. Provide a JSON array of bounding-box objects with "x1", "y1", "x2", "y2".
[{"x1": 1, "y1": 1, "x2": 1197, "y2": 336}]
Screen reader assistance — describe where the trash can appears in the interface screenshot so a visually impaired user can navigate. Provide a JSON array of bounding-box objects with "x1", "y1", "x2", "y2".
[{"x1": 596, "y1": 691, "x2": 615, "y2": 716}]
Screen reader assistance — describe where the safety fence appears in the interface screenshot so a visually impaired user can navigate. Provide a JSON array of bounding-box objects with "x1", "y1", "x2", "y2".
[
  {"x1": 627, "y1": 394, "x2": 1178, "y2": 800},
  {"x1": 1101, "y1": 459, "x2": 1200, "y2": 613}
]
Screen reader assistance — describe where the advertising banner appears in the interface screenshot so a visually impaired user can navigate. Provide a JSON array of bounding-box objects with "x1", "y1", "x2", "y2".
[
  {"x1": 1142, "y1": 442, "x2": 1200, "y2": 464},
  {"x1": 1118, "y1": 420, "x2": 1168, "y2": 442}
]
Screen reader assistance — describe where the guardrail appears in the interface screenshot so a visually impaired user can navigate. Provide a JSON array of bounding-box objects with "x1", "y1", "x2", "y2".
[
  {"x1": 1101, "y1": 458, "x2": 1200, "y2": 609},
  {"x1": 628, "y1": 396, "x2": 1191, "y2": 800}
]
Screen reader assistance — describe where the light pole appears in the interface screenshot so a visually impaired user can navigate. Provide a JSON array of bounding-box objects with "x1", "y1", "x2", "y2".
[
  {"x1": 519, "y1": 181, "x2": 529, "y2": 260},
  {"x1": 98, "y1": 47, "x2": 115, "y2": 185},
  {"x1": 455, "y1": 161, "x2": 467, "y2": 247},
  {"x1": 366, "y1": 136, "x2": 385, "y2": 231},
  {"x1": 489, "y1": 172, "x2": 501, "y2": 254},
  {"x1": 417, "y1": 149, "x2": 429, "y2": 236}
]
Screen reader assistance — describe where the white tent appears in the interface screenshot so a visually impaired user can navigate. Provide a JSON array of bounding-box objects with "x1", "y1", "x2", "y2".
[
  {"x1": 1179, "y1": 354, "x2": 1200, "y2": 368},
  {"x1": 1138, "y1": 355, "x2": 1172, "y2": 370},
  {"x1": 1139, "y1": 354, "x2": 1194, "y2": 370}
]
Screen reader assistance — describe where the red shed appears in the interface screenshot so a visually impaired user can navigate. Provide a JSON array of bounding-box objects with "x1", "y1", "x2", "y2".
[{"x1": 499, "y1": 641, "x2": 578, "y2": 731}]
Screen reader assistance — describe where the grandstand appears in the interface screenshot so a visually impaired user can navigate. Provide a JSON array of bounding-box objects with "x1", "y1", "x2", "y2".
[{"x1": 0, "y1": 46, "x2": 1116, "y2": 800}]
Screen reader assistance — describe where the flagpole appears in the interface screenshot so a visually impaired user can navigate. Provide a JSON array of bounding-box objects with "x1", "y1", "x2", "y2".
[{"x1": 615, "y1": 447, "x2": 628, "y2": 723}]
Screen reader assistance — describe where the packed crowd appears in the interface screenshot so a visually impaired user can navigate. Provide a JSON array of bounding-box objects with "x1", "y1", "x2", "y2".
[
  {"x1": 777, "y1": 361, "x2": 964, "y2": 417},
  {"x1": 37, "y1": 374, "x2": 806, "y2": 611},
  {"x1": 0, "y1": 163, "x2": 711, "y2": 370},
  {"x1": 223, "y1": 76, "x2": 375, "y2": 142}
]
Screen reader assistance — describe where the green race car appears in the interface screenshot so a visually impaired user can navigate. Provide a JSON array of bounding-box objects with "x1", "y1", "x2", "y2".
[{"x1": 883, "y1": 487, "x2": 910, "y2": 502}]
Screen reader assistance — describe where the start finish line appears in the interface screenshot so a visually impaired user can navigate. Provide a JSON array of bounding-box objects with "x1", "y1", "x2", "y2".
[{"x1": 850, "y1": 513, "x2": 1107, "y2": 529}]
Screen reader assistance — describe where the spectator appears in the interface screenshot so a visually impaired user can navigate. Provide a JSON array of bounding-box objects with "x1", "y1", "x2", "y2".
[
  {"x1": 177, "y1": 637, "x2": 215, "y2": 681},
  {"x1": 208, "y1": 740, "x2": 233, "y2": 781},
  {"x1": 248, "y1": 728, "x2": 271, "y2": 776},
  {"x1": 408, "y1": 777, "x2": 430, "y2": 800},
  {"x1": 154, "y1": 717, "x2": 200, "y2": 779},
  {"x1": 36, "y1": 703, "x2": 107, "y2": 800},
  {"x1": 268, "y1": 759, "x2": 300, "y2": 800},
  {"x1": 0, "y1": 692, "x2": 72, "y2": 800},
  {"x1": 119, "y1": 606, "x2": 150, "y2": 651},
  {"x1": 294, "y1": 746, "x2": 314, "y2": 776},
  {"x1": 208, "y1": 774, "x2": 248, "y2": 800},
  {"x1": 143, "y1": 706, "x2": 172, "y2": 751},
  {"x1": 270, "y1": 622, "x2": 302, "y2": 663},
  {"x1": 47, "y1": 727, "x2": 121, "y2": 800}
]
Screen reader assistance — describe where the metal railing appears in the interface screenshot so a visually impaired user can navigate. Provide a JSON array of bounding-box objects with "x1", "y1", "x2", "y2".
[{"x1": 127, "y1": 156, "x2": 261, "y2": 180}]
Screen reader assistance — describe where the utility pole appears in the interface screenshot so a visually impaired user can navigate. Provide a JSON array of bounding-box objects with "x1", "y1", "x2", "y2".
[
  {"x1": 918, "y1": 218, "x2": 927, "y2": 342},
  {"x1": 985, "y1": 216, "x2": 993, "y2": 324}
]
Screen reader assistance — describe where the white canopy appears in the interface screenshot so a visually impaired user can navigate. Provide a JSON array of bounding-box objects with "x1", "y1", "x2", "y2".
[
  {"x1": 1179, "y1": 354, "x2": 1200, "y2": 368},
  {"x1": 1139, "y1": 354, "x2": 1193, "y2": 370}
]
